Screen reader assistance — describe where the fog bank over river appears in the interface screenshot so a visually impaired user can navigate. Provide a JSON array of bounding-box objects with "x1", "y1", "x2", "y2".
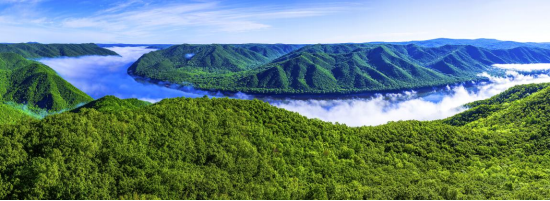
[{"x1": 39, "y1": 47, "x2": 550, "y2": 126}]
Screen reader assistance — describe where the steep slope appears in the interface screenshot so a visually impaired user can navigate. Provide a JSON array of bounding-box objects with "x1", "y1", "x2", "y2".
[
  {"x1": 71, "y1": 95, "x2": 151, "y2": 113},
  {"x1": 0, "y1": 53, "x2": 93, "y2": 110},
  {"x1": 130, "y1": 43, "x2": 550, "y2": 94},
  {"x1": 231, "y1": 46, "x2": 451, "y2": 93},
  {"x1": 2, "y1": 88, "x2": 550, "y2": 199},
  {"x1": 461, "y1": 83, "x2": 550, "y2": 133},
  {"x1": 128, "y1": 44, "x2": 302, "y2": 82},
  {"x1": 0, "y1": 43, "x2": 118, "y2": 58},
  {"x1": 443, "y1": 83, "x2": 550, "y2": 126}
]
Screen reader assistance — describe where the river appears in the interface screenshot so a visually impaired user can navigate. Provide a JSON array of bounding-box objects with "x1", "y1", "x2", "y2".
[{"x1": 38, "y1": 46, "x2": 550, "y2": 126}]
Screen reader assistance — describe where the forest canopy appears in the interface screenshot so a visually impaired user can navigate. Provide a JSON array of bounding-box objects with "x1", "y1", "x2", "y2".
[{"x1": 1, "y1": 84, "x2": 550, "y2": 199}]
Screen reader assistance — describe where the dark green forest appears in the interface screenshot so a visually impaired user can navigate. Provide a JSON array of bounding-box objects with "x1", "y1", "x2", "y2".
[
  {"x1": 0, "y1": 52, "x2": 93, "y2": 111},
  {"x1": 1, "y1": 83, "x2": 550, "y2": 199},
  {"x1": 130, "y1": 43, "x2": 550, "y2": 94}
]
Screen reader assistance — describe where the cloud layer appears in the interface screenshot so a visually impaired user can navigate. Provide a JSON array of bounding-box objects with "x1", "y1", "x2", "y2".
[
  {"x1": 39, "y1": 47, "x2": 550, "y2": 127},
  {"x1": 272, "y1": 71, "x2": 550, "y2": 126},
  {"x1": 493, "y1": 63, "x2": 550, "y2": 72}
]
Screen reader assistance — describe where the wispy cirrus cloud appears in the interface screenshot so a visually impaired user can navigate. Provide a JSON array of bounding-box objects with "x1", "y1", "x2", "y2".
[
  {"x1": 61, "y1": 1, "x2": 341, "y2": 33},
  {"x1": 0, "y1": 0, "x2": 43, "y2": 4},
  {"x1": 0, "y1": 0, "x2": 362, "y2": 43},
  {"x1": 96, "y1": 0, "x2": 144, "y2": 14}
]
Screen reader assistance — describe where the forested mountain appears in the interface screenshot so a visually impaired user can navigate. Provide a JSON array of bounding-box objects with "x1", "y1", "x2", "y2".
[
  {"x1": 130, "y1": 43, "x2": 550, "y2": 94},
  {"x1": 372, "y1": 38, "x2": 550, "y2": 50},
  {"x1": 0, "y1": 43, "x2": 118, "y2": 58},
  {"x1": 1, "y1": 83, "x2": 550, "y2": 199},
  {"x1": 129, "y1": 44, "x2": 302, "y2": 75},
  {"x1": 0, "y1": 53, "x2": 93, "y2": 110}
]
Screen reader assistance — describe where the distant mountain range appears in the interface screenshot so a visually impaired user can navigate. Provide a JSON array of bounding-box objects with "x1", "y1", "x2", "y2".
[
  {"x1": 370, "y1": 38, "x2": 550, "y2": 50},
  {"x1": 129, "y1": 41, "x2": 550, "y2": 94},
  {"x1": 0, "y1": 43, "x2": 118, "y2": 58}
]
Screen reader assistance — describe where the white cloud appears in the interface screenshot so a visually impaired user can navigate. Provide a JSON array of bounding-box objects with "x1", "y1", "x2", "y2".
[
  {"x1": 36, "y1": 46, "x2": 550, "y2": 126},
  {"x1": 0, "y1": 0, "x2": 360, "y2": 43},
  {"x1": 61, "y1": 2, "x2": 273, "y2": 33},
  {"x1": 96, "y1": 0, "x2": 143, "y2": 14},
  {"x1": 272, "y1": 71, "x2": 550, "y2": 126},
  {"x1": 38, "y1": 46, "x2": 224, "y2": 101},
  {"x1": 493, "y1": 63, "x2": 550, "y2": 72}
]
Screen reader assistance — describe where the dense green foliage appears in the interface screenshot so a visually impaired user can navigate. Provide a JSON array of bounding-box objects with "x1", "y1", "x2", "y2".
[
  {"x1": 443, "y1": 83, "x2": 550, "y2": 126},
  {"x1": 0, "y1": 43, "x2": 118, "y2": 58},
  {"x1": 130, "y1": 43, "x2": 550, "y2": 94},
  {"x1": 1, "y1": 83, "x2": 550, "y2": 199},
  {"x1": 0, "y1": 103, "x2": 32, "y2": 124},
  {"x1": 0, "y1": 101, "x2": 60, "y2": 125},
  {"x1": 129, "y1": 44, "x2": 302, "y2": 75},
  {"x1": 0, "y1": 53, "x2": 93, "y2": 110}
]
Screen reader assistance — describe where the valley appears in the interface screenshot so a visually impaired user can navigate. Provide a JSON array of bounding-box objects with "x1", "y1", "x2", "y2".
[
  {"x1": 3, "y1": 0, "x2": 550, "y2": 199},
  {"x1": 3, "y1": 41, "x2": 550, "y2": 199}
]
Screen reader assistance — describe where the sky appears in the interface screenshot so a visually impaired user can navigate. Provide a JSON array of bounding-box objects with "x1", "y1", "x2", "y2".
[{"x1": 0, "y1": 0, "x2": 549, "y2": 44}]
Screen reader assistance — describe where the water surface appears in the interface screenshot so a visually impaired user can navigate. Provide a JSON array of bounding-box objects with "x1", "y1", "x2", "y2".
[{"x1": 38, "y1": 47, "x2": 550, "y2": 126}]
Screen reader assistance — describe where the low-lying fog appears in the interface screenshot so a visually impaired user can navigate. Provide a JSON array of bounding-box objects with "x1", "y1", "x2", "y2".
[
  {"x1": 38, "y1": 47, "x2": 550, "y2": 126},
  {"x1": 39, "y1": 47, "x2": 212, "y2": 103}
]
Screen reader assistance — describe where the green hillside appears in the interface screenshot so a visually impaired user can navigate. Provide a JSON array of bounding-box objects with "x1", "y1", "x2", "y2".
[
  {"x1": 0, "y1": 43, "x2": 118, "y2": 58},
  {"x1": 1, "y1": 84, "x2": 550, "y2": 199},
  {"x1": 129, "y1": 44, "x2": 302, "y2": 76},
  {"x1": 0, "y1": 103, "x2": 32, "y2": 124},
  {"x1": 130, "y1": 43, "x2": 550, "y2": 94},
  {"x1": 0, "y1": 53, "x2": 93, "y2": 110},
  {"x1": 443, "y1": 83, "x2": 550, "y2": 126}
]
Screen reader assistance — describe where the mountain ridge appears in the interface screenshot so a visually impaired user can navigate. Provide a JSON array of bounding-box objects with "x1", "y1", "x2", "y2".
[
  {"x1": 0, "y1": 43, "x2": 119, "y2": 58},
  {"x1": 129, "y1": 43, "x2": 550, "y2": 94}
]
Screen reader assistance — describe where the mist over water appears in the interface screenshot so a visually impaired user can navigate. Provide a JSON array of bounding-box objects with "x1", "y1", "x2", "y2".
[
  {"x1": 273, "y1": 71, "x2": 550, "y2": 126},
  {"x1": 39, "y1": 47, "x2": 213, "y2": 102},
  {"x1": 493, "y1": 63, "x2": 550, "y2": 72},
  {"x1": 38, "y1": 47, "x2": 550, "y2": 126}
]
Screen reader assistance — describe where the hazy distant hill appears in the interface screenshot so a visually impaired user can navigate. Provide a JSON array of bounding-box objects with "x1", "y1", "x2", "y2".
[
  {"x1": 130, "y1": 43, "x2": 550, "y2": 94},
  {"x1": 97, "y1": 43, "x2": 174, "y2": 50},
  {"x1": 0, "y1": 43, "x2": 118, "y2": 58},
  {"x1": 0, "y1": 53, "x2": 93, "y2": 110},
  {"x1": 372, "y1": 38, "x2": 550, "y2": 50}
]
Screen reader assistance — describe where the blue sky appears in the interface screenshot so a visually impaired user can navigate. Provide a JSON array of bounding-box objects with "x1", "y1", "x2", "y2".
[{"x1": 0, "y1": 0, "x2": 548, "y2": 44}]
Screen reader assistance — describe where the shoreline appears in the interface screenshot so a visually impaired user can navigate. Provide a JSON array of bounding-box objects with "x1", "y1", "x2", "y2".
[{"x1": 129, "y1": 72, "x2": 493, "y2": 100}]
